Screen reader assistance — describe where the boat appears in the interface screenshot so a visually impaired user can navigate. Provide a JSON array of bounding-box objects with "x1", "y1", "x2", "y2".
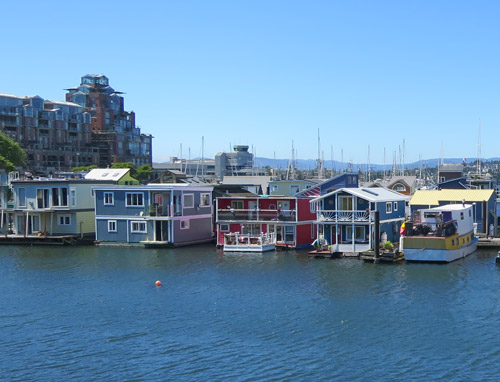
[
  {"x1": 222, "y1": 232, "x2": 276, "y2": 252},
  {"x1": 402, "y1": 203, "x2": 478, "y2": 262}
]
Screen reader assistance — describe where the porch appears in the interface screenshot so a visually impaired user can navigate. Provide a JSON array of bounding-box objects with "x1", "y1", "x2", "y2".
[{"x1": 217, "y1": 208, "x2": 296, "y2": 222}]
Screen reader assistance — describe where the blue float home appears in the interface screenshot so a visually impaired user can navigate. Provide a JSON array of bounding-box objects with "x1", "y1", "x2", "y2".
[
  {"x1": 310, "y1": 187, "x2": 408, "y2": 254},
  {"x1": 93, "y1": 184, "x2": 214, "y2": 247}
]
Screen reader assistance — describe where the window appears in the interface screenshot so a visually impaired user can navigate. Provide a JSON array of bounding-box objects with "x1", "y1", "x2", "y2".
[
  {"x1": 393, "y1": 184, "x2": 406, "y2": 192},
  {"x1": 18, "y1": 188, "x2": 26, "y2": 207},
  {"x1": 104, "y1": 192, "x2": 114, "y2": 205},
  {"x1": 271, "y1": 185, "x2": 278, "y2": 192},
  {"x1": 394, "y1": 202, "x2": 398, "y2": 211},
  {"x1": 70, "y1": 188, "x2": 76, "y2": 207},
  {"x1": 126, "y1": 193, "x2": 144, "y2": 206},
  {"x1": 58, "y1": 215, "x2": 71, "y2": 225},
  {"x1": 290, "y1": 185, "x2": 300, "y2": 194},
  {"x1": 339, "y1": 196, "x2": 353, "y2": 210},
  {"x1": 200, "y1": 193, "x2": 210, "y2": 206},
  {"x1": 460, "y1": 212, "x2": 464, "y2": 220},
  {"x1": 180, "y1": 220, "x2": 190, "y2": 230},
  {"x1": 346, "y1": 226, "x2": 365, "y2": 241},
  {"x1": 285, "y1": 226, "x2": 294, "y2": 242},
  {"x1": 37, "y1": 189, "x2": 49, "y2": 209},
  {"x1": 108, "y1": 220, "x2": 117, "y2": 232},
  {"x1": 183, "y1": 194, "x2": 194, "y2": 208},
  {"x1": 131, "y1": 221, "x2": 146, "y2": 233},
  {"x1": 231, "y1": 200, "x2": 244, "y2": 210},
  {"x1": 220, "y1": 224, "x2": 229, "y2": 232},
  {"x1": 386, "y1": 202, "x2": 392, "y2": 214},
  {"x1": 52, "y1": 188, "x2": 68, "y2": 206}
]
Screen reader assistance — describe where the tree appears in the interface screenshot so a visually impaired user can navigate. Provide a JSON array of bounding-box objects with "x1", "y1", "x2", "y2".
[
  {"x1": 0, "y1": 132, "x2": 26, "y2": 171},
  {"x1": 72, "y1": 165, "x2": 97, "y2": 172},
  {"x1": 136, "y1": 164, "x2": 153, "y2": 182}
]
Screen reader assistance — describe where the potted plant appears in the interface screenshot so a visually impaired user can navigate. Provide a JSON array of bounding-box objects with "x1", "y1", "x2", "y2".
[{"x1": 383, "y1": 241, "x2": 394, "y2": 252}]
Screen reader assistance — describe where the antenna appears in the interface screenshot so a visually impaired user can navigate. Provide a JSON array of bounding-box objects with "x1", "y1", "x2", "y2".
[
  {"x1": 367, "y1": 145, "x2": 371, "y2": 182},
  {"x1": 383, "y1": 147, "x2": 386, "y2": 180},
  {"x1": 477, "y1": 119, "x2": 481, "y2": 174}
]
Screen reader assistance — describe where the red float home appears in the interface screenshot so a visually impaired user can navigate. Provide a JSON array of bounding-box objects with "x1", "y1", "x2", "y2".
[{"x1": 215, "y1": 195, "x2": 317, "y2": 250}]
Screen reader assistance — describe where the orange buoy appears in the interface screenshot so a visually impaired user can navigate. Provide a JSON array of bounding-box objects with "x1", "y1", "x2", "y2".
[{"x1": 155, "y1": 280, "x2": 162, "y2": 287}]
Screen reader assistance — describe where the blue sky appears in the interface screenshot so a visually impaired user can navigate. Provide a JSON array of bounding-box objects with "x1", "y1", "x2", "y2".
[{"x1": 2, "y1": 0, "x2": 499, "y2": 164}]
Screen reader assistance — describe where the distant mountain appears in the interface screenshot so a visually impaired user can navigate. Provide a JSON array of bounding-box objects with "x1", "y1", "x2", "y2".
[{"x1": 254, "y1": 157, "x2": 499, "y2": 171}]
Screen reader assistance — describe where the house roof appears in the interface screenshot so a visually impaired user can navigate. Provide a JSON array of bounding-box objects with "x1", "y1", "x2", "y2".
[
  {"x1": 410, "y1": 189, "x2": 495, "y2": 206},
  {"x1": 312, "y1": 187, "x2": 409, "y2": 203},
  {"x1": 84, "y1": 168, "x2": 131, "y2": 181}
]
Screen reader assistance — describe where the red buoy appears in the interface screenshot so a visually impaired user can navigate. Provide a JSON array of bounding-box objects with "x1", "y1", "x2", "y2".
[{"x1": 155, "y1": 280, "x2": 162, "y2": 287}]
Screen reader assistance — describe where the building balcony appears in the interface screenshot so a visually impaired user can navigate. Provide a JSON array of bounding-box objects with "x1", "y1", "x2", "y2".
[
  {"x1": 217, "y1": 209, "x2": 296, "y2": 222},
  {"x1": 317, "y1": 210, "x2": 370, "y2": 222}
]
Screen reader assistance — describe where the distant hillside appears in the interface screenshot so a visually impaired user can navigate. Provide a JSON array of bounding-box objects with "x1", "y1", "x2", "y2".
[{"x1": 254, "y1": 157, "x2": 499, "y2": 171}]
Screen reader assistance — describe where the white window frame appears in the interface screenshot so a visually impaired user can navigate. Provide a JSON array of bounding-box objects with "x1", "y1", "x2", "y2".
[
  {"x1": 104, "y1": 192, "x2": 114, "y2": 206},
  {"x1": 339, "y1": 196, "x2": 353, "y2": 211},
  {"x1": 220, "y1": 224, "x2": 229, "y2": 232},
  {"x1": 290, "y1": 185, "x2": 300, "y2": 194},
  {"x1": 271, "y1": 185, "x2": 278, "y2": 193},
  {"x1": 18, "y1": 187, "x2": 26, "y2": 208},
  {"x1": 108, "y1": 220, "x2": 117, "y2": 232},
  {"x1": 200, "y1": 193, "x2": 210, "y2": 206},
  {"x1": 70, "y1": 188, "x2": 76, "y2": 207},
  {"x1": 393, "y1": 202, "x2": 398, "y2": 211},
  {"x1": 183, "y1": 193, "x2": 194, "y2": 209},
  {"x1": 58, "y1": 215, "x2": 71, "y2": 225},
  {"x1": 386, "y1": 202, "x2": 392, "y2": 214},
  {"x1": 180, "y1": 219, "x2": 190, "y2": 230},
  {"x1": 126, "y1": 192, "x2": 144, "y2": 207},
  {"x1": 130, "y1": 221, "x2": 146, "y2": 233}
]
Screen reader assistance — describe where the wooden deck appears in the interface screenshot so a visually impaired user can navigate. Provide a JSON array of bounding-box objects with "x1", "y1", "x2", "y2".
[{"x1": 0, "y1": 234, "x2": 84, "y2": 245}]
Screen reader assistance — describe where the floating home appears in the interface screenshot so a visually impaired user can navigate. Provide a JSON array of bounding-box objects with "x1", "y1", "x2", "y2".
[
  {"x1": 93, "y1": 184, "x2": 213, "y2": 247},
  {"x1": 310, "y1": 187, "x2": 408, "y2": 254}
]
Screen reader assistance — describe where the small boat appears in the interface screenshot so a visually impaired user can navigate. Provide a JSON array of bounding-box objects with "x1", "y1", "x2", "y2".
[
  {"x1": 222, "y1": 232, "x2": 276, "y2": 252},
  {"x1": 402, "y1": 203, "x2": 478, "y2": 262}
]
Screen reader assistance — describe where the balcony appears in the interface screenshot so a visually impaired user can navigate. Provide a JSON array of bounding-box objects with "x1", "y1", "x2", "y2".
[
  {"x1": 217, "y1": 208, "x2": 296, "y2": 222},
  {"x1": 317, "y1": 210, "x2": 370, "y2": 222},
  {"x1": 147, "y1": 204, "x2": 172, "y2": 217}
]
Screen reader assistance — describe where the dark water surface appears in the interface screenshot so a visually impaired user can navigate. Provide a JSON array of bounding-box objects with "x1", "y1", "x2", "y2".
[{"x1": 2, "y1": 244, "x2": 500, "y2": 381}]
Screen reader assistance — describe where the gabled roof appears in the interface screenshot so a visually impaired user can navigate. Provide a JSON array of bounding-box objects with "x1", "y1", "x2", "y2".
[
  {"x1": 296, "y1": 173, "x2": 357, "y2": 198},
  {"x1": 312, "y1": 187, "x2": 409, "y2": 203},
  {"x1": 410, "y1": 189, "x2": 495, "y2": 206},
  {"x1": 84, "y1": 168, "x2": 130, "y2": 181}
]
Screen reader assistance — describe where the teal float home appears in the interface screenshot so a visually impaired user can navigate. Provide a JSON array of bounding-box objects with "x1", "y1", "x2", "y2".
[
  {"x1": 310, "y1": 187, "x2": 408, "y2": 254},
  {"x1": 93, "y1": 184, "x2": 213, "y2": 246},
  {"x1": 2, "y1": 176, "x2": 113, "y2": 243}
]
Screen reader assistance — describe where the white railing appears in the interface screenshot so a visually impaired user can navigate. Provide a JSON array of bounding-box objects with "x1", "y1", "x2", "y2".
[
  {"x1": 217, "y1": 209, "x2": 296, "y2": 222},
  {"x1": 223, "y1": 232, "x2": 276, "y2": 249},
  {"x1": 317, "y1": 210, "x2": 370, "y2": 222}
]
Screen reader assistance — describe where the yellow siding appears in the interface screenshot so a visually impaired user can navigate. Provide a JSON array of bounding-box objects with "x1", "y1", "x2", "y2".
[
  {"x1": 75, "y1": 211, "x2": 96, "y2": 234},
  {"x1": 410, "y1": 189, "x2": 494, "y2": 206}
]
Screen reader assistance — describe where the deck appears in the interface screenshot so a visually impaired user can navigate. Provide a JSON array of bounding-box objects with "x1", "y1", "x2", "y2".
[{"x1": 0, "y1": 234, "x2": 83, "y2": 245}]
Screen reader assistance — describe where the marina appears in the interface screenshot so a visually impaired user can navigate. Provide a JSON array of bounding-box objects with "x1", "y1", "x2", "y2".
[{"x1": 2, "y1": 244, "x2": 500, "y2": 381}]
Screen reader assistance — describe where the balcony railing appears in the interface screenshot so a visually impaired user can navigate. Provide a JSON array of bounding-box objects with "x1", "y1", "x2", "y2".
[
  {"x1": 217, "y1": 209, "x2": 296, "y2": 222},
  {"x1": 317, "y1": 210, "x2": 370, "y2": 222},
  {"x1": 147, "y1": 204, "x2": 173, "y2": 217}
]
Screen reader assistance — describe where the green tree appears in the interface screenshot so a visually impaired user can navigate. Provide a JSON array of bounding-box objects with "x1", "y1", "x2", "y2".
[
  {"x1": 0, "y1": 132, "x2": 26, "y2": 171},
  {"x1": 72, "y1": 165, "x2": 97, "y2": 172},
  {"x1": 135, "y1": 164, "x2": 153, "y2": 182}
]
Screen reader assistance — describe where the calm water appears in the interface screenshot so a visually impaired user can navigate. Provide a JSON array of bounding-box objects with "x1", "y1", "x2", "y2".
[{"x1": 2, "y1": 244, "x2": 500, "y2": 381}]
